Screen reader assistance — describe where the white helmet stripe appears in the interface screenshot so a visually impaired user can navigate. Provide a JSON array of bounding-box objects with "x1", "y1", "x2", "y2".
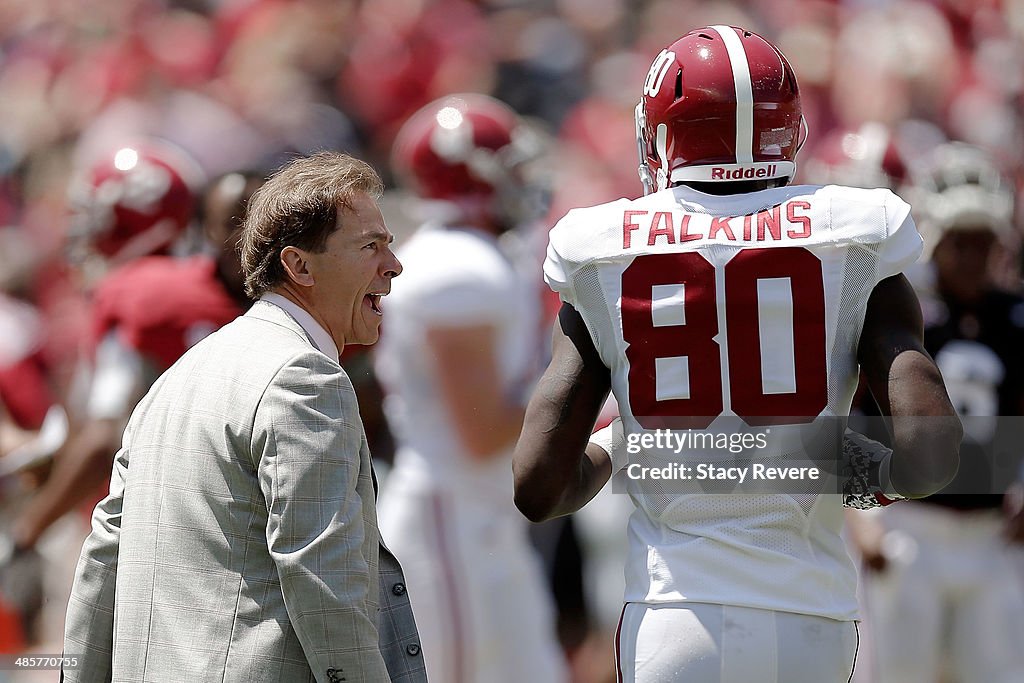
[{"x1": 710, "y1": 25, "x2": 754, "y2": 164}]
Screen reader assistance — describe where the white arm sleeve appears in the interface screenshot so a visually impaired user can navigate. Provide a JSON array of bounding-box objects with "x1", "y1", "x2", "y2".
[
  {"x1": 543, "y1": 212, "x2": 580, "y2": 307},
  {"x1": 876, "y1": 194, "x2": 924, "y2": 282},
  {"x1": 589, "y1": 417, "x2": 628, "y2": 474}
]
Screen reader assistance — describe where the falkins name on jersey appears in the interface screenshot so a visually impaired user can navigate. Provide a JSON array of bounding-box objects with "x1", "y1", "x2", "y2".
[{"x1": 622, "y1": 201, "x2": 812, "y2": 249}]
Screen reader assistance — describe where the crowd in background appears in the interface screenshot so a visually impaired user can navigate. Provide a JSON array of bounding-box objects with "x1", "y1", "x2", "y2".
[
  {"x1": 1, "y1": 1, "x2": 1023, "y2": 681},
  {"x1": 2, "y1": 0, "x2": 1023, "y2": 392}
]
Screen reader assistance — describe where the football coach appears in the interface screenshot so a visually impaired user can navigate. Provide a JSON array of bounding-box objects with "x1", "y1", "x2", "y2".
[{"x1": 62, "y1": 152, "x2": 426, "y2": 683}]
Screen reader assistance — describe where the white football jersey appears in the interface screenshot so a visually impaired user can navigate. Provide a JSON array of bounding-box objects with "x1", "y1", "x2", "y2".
[
  {"x1": 377, "y1": 224, "x2": 540, "y2": 504},
  {"x1": 546, "y1": 184, "x2": 922, "y2": 621}
]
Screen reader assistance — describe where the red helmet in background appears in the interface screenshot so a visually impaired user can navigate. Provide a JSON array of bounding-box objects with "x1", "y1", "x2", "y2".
[
  {"x1": 391, "y1": 94, "x2": 544, "y2": 224},
  {"x1": 803, "y1": 123, "x2": 908, "y2": 190},
  {"x1": 636, "y1": 26, "x2": 805, "y2": 194},
  {"x1": 67, "y1": 142, "x2": 202, "y2": 267}
]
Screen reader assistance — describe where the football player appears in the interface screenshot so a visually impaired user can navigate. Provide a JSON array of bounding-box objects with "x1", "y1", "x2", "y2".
[
  {"x1": 10, "y1": 157, "x2": 262, "y2": 553},
  {"x1": 376, "y1": 94, "x2": 568, "y2": 683},
  {"x1": 852, "y1": 143, "x2": 1024, "y2": 683},
  {"x1": 513, "y1": 26, "x2": 961, "y2": 681}
]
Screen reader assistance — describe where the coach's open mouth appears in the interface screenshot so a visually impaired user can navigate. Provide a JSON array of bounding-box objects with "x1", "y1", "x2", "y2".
[{"x1": 365, "y1": 292, "x2": 384, "y2": 316}]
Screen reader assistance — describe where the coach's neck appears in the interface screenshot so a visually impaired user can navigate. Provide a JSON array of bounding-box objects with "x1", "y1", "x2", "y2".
[{"x1": 275, "y1": 243, "x2": 347, "y2": 352}]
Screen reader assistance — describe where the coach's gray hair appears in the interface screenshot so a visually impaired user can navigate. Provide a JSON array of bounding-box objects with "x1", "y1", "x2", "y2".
[{"x1": 240, "y1": 152, "x2": 384, "y2": 299}]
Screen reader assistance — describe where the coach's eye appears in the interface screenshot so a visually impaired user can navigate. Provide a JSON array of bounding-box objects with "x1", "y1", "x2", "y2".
[{"x1": 364, "y1": 242, "x2": 378, "y2": 251}]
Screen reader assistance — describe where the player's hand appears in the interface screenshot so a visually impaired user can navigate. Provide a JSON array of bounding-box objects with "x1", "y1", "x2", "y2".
[
  {"x1": 1003, "y1": 482, "x2": 1024, "y2": 545},
  {"x1": 859, "y1": 540, "x2": 888, "y2": 573},
  {"x1": 845, "y1": 509, "x2": 889, "y2": 573}
]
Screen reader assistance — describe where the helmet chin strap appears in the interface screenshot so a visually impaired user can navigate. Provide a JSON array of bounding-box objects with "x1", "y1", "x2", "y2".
[
  {"x1": 634, "y1": 102, "x2": 655, "y2": 196},
  {"x1": 638, "y1": 164, "x2": 655, "y2": 196},
  {"x1": 654, "y1": 123, "x2": 670, "y2": 191},
  {"x1": 634, "y1": 100, "x2": 673, "y2": 196}
]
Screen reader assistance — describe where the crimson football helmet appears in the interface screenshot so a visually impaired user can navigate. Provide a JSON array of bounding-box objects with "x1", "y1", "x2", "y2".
[
  {"x1": 67, "y1": 142, "x2": 202, "y2": 267},
  {"x1": 391, "y1": 94, "x2": 544, "y2": 225},
  {"x1": 636, "y1": 26, "x2": 806, "y2": 194}
]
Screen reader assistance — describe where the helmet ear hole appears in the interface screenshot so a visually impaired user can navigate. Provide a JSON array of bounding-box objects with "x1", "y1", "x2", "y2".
[{"x1": 674, "y1": 69, "x2": 684, "y2": 101}]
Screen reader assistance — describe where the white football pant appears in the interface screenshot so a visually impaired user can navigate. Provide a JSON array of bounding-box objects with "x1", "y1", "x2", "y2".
[
  {"x1": 615, "y1": 602, "x2": 858, "y2": 682},
  {"x1": 378, "y1": 473, "x2": 567, "y2": 683}
]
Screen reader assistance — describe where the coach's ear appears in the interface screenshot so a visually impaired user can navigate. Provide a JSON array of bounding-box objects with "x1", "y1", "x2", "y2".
[{"x1": 280, "y1": 246, "x2": 314, "y2": 288}]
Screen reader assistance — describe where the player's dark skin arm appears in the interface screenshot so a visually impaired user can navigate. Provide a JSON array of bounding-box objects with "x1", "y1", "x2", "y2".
[
  {"x1": 513, "y1": 304, "x2": 612, "y2": 523},
  {"x1": 857, "y1": 274, "x2": 962, "y2": 498}
]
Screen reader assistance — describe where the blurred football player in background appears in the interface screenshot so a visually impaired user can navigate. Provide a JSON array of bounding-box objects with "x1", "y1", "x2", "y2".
[
  {"x1": 9, "y1": 155, "x2": 262, "y2": 554},
  {"x1": 0, "y1": 229, "x2": 51, "y2": 655},
  {"x1": 1, "y1": 141, "x2": 205, "y2": 487},
  {"x1": 514, "y1": 26, "x2": 960, "y2": 682},
  {"x1": 850, "y1": 143, "x2": 1024, "y2": 683},
  {"x1": 0, "y1": 231, "x2": 57, "y2": 473},
  {"x1": 376, "y1": 94, "x2": 567, "y2": 683},
  {"x1": 64, "y1": 142, "x2": 202, "y2": 285}
]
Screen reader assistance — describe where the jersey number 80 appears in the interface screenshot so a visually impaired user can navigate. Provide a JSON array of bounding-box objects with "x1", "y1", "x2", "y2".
[{"x1": 621, "y1": 247, "x2": 828, "y2": 429}]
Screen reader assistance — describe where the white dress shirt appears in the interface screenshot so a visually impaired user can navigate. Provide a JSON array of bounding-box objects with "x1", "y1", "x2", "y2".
[{"x1": 260, "y1": 292, "x2": 340, "y2": 362}]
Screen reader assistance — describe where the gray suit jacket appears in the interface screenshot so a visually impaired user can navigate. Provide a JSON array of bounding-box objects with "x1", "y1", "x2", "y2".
[{"x1": 62, "y1": 301, "x2": 426, "y2": 683}]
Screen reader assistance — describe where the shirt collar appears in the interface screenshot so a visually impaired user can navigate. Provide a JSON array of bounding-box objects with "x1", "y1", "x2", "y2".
[{"x1": 259, "y1": 292, "x2": 340, "y2": 363}]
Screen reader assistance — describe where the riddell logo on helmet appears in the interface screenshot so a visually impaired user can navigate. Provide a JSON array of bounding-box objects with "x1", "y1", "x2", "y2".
[{"x1": 711, "y1": 165, "x2": 776, "y2": 180}]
